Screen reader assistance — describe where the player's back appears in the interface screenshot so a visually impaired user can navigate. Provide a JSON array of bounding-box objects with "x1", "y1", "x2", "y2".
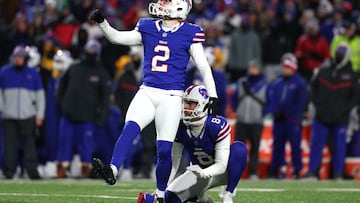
[{"x1": 136, "y1": 18, "x2": 205, "y2": 91}]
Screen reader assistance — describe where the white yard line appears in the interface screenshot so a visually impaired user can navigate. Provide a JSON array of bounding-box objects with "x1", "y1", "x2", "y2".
[
  {"x1": 0, "y1": 193, "x2": 136, "y2": 200},
  {"x1": 208, "y1": 188, "x2": 285, "y2": 192},
  {"x1": 316, "y1": 188, "x2": 360, "y2": 192},
  {"x1": 0, "y1": 188, "x2": 358, "y2": 201}
]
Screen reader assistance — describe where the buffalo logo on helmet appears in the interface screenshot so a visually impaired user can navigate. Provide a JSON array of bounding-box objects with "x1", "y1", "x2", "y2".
[{"x1": 198, "y1": 87, "x2": 209, "y2": 100}]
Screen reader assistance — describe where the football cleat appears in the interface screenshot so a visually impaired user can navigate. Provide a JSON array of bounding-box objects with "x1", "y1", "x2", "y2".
[
  {"x1": 222, "y1": 191, "x2": 234, "y2": 203},
  {"x1": 137, "y1": 192, "x2": 156, "y2": 203},
  {"x1": 92, "y1": 158, "x2": 116, "y2": 185},
  {"x1": 137, "y1": 192, "x2": 147, "y2": 203}
]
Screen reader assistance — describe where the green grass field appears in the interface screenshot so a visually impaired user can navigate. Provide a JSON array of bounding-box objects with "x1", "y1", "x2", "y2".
[{"x1": 0, "y1": 179, "x2": 359, "y2": 203}]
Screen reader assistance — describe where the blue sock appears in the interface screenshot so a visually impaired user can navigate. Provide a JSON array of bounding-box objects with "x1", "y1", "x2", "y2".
[
  {"x1": 165, "y1": 191, "x2": 182, "y2": 203},
  {"x1": 156, "y1": 140, "x2": 173, "y2": 191},
  {"x1": 110, "y1": 121, "x2": 140, "y2": 169},
  {"x1": 226, "y1": 141, "x2": 248, "y2": 193}
]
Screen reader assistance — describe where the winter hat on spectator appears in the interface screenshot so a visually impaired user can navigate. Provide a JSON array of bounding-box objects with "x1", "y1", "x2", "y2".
[
  {"x1": 12, "y1": 45, "x2": 28, "y2": 57},
  {"x1": 248, "y1": 59, "x2": 262, "y2": 70},
  {"x1": 282, "y1": 54, "x2": 298, "y2": 72},
  {"x1": 281, "y1": 52, "x2": 298, "y2": 65},
  {"x1": 282, "y1": 59, "x2": 298, "y2": 72},
  {"x1": 85, "y1": 39, "x2": 102, "y2": 55}
]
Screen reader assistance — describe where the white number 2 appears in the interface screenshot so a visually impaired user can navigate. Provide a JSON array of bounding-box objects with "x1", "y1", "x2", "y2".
[{"x1": 151, "y1": 45, "x2": 170, "y2": 72}]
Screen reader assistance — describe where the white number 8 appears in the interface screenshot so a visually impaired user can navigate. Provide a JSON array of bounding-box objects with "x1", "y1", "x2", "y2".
[
  {"x1": 211, "y1": 118, "x2": 221, "y2": 124},
  {"x1": 151, "y1": 45, "x2": 170, "y2": 72},
  {"x1": 194, "y1": 151, "x2": 214, "y2": 166}
]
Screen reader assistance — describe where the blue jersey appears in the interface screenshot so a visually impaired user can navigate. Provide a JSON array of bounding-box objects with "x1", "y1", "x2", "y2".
[
  {"x1": 136, "y1": 18, "x2": 205, "y2": 90},
  {"x1": 175, "y1": 115, "x2": 231, "y2": 168}
]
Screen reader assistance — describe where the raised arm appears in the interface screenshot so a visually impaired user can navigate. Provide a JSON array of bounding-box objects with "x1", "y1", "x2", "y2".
[
  {"x1": 189, "y1": 43, "x2": 217, "y2": 98},
  {"x1": 89, "y1": 9, "x2": 142, "y2": 46},
  {"x1": 98, "y1": 20, "x2": 142, "y2": 46},
  {"x1": 189, "y1": 43, "x2": 220, "y2": 115}
]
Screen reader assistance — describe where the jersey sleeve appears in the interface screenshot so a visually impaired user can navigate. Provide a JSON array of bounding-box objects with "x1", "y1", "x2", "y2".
[
  {"x1": 208, "y1": 116, "x2": 231, "y2": 143},
  {"x1": 99, "y1": 20, "x2": 142, "y2": 45},
  {"x1": 134, "y1": 19, "x2": 142, "y2": 32},
  {"x1": 217, "y1": 121, "x2": 231, "y2": 143},
  {"x1": 191, "y1": 25, "x2": 205, "y2": 43},
  {"x1": 135, "y1": 18, "x2": 154, "y2": 33}
]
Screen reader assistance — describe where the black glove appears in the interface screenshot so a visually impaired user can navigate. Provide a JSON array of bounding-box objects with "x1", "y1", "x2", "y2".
[
  {"x1": 88, "y1": 9, "x2": 105, "y2": 23},
  {"x1": 208, "y1": 97, "x2": 220, "y2": 116}
]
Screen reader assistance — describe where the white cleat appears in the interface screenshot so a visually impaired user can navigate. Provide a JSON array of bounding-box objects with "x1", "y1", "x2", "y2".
[{"x1": 222, "y1": 191, "x2": 234, "y2": 203}]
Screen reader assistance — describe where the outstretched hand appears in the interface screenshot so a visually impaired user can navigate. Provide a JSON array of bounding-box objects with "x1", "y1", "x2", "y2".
[
  {"x1": 187, "y1": 165, "x2": 211, "y2": 179},
  {"x1": 88, "y1": 9, "x2": 105, "y2": 23}
]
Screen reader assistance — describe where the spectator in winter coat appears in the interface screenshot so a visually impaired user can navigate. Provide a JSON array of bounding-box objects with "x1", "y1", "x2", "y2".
[
  {"x1": 231, "y1": 59, "x2": 268, "y2": 180},
  {"x1": 330, "y1": 21, "x2": 360, "y2": 73},
  {"x1": 305, "y1": 43, "x2": 360, "y2": 180},
  {"x1": 55, "y1": 39, "x2": 111, "y2": 178},
  {"x1": 227, "y1": 14, "x2": 262, "y2": 83},
  {"x1": 265, "y1": 53, "x2": 308, "y2": 179},
  {"x1": 38, "y1": 50, "x2": 73, "y2": 178},
  {"x1": 295, "y1": 18, "x2": 330, "y2": 82},
  {"x1": 0, "y1": 45, "x2": 45, "y2": 179}
]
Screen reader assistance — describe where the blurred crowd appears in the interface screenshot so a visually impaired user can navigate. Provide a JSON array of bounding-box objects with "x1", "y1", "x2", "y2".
[{"x1": 0, "y1": 0, "x2": 360, "y2": 180}]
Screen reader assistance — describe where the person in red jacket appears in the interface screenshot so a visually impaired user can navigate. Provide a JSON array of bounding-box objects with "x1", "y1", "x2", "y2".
[{"x1": 295, "y1": 18, "x2": 330, "y2": 82}]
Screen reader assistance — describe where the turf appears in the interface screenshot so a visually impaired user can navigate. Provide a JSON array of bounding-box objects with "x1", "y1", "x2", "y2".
[{"x1": 0, "y1": 179, "x2": 359, "y2": 203}]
